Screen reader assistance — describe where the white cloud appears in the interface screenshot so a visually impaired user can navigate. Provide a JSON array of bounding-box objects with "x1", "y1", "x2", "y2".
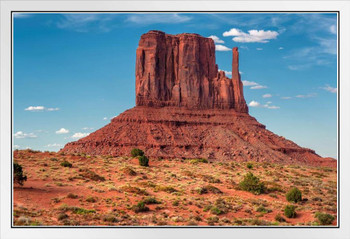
[
  {"x1": 242, "y1": 80, "x2": 258, "y2": 86},
  {"x1": 256, "y1": 48, "x2": 263, "y2": 51},
  {"x1": 82, "y1": 127, "x2": 94, "y2": 130},
  {"x1": 279, "y1": 47, "x2": 284, "y2": 50},
  {"x1": 250, "y1": 85, "x2": 267, "y2": 90},
  {"x1": 57, "y1": 14, "x2": 116, "y2": 33},
  {"x1": 281, "y1": 96, "x2": 292, "y2": 100},
  {"x1": 267, "y1": 105, "x2": 280, "y2": 109},
  {"x1": 329, "y1": 25, "x2": 337, "y2": 34},
  {"x1": 72, "y1": 132, "x2": 89, "y2": 139},
  {"x1": 208, "y1": 35, "x2": 224, "y2": 43},
  {"x1": 46, "y1": 143, "x2": 63, "y2": 147},
  {"x1": 47, "y1": 107, "x2": 59, "y2": 111},
  {"x1": 14, "y1": 145, "x2": 20, "y2": 149},
  {"x1": 14, "y1": 131, "x2": 37, "y2": 139},
  {"x1": 215, "y1": 45, "x2": 231, "y2": 51},
  {"x1": 249, "y1": 100, "x2": 279, "y2": 109},
  {"x1": 262, "y1": 94, "x2": 272, "y2": 98},
  {"x1": 25, "y1": 106, "x2": 45, "y2": 111},
  {"x1": 56, "y1": 128, "x2": 69, "y2": 134},
  {"x1": 219, "y1": 69, "x2": 232, "y2": 76},
  {"x1": 223, "y1": 28, "x2": 279, "y2": 43},
  {"x1": 126, "y1": 14, "x2": 191, "y2": 25},
  {"x1": 242, "y1": 80, "x2": 267, "y2": 90},
  {"x1": 295, "y1": 93, "x2": 317, "y2": 98},
  {"x1": 248, "y1": 101, "x2": 261, "y2": 107},
  {"x1": 103, "y1": 117, "x2": 108, "y2": 120},
  {"x1": 322, "y1": 85, "x2": 337, "y2": 93},
  {"x1": 25, "y1": 106, "x2": 59, "y2": 112}
]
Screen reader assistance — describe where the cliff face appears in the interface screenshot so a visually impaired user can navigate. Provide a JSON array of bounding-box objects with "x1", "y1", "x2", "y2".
[
  {"x1": 60, "y1": 30, "x2": 334, "y2": 167},
  {"x1": 135, "y1": 30, "x2": 248, "y2": 112}
]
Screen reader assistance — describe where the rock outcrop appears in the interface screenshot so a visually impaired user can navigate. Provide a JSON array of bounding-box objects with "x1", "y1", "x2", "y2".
[
  {"x1": 60, "y1": 30, "x2": 335, "y2": 167},
  {"x1": 135, "y1": 30, "x2": 248, "y2": 112}
]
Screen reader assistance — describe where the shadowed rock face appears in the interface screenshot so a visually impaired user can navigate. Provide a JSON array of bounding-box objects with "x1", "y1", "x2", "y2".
[
  {"x1": 60, "y1": 30, "x2": 335, "y2": 167},
  {"x1": 135, "y1": 30, "x2": 248, "y2": 112}
]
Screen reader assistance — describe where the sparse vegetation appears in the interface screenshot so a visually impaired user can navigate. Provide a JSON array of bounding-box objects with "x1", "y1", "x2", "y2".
[
  {"x1": 79, "y1": 168, "x2": 105, "y2": 181},
  {"x1": 247, "y1": 162, "x2": 253, "y2": 169},
  {"x1": 12, "y1": 150, "x2": 337, "y2": 226},
  {"x1": 131, "y1": 148, "x2": 144, "y2": 157},
  {"x1": 131, "y1": 201, "x2": 150, "y2": 213},
  {"x1": 286, "y1": 187, "x2": 302, "y2": 203},
  {"x1": 189, "y1": 158, "x2": 208, "y2": 164},
  {"x1": 13, "y1": 162, "x2": 27, "y2": 186},
  {"x1": 60, "y1": 160, "x2": 72, "y2": 168},
  {"x1": 239, "y1": 172, "x2": 266, "y2": 195},
  {"x1": 138, "y1": 155, "x2": 149, "y2": 167},
  {"x1": 284, "y1": 205, "x2": 297, "y2": 218},
  {"x1": 315, "y1": 212, "x2": 335, "y2": 225}
]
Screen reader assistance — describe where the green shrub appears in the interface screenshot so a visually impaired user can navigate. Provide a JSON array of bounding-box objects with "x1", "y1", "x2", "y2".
[
  {"x1": 239, "y1": 172, "x2": 266, "y2": 195},
  {"x1": 315, "y1": 212, "x2": 335, "y2": 225},
  {"x1": 132, "y1": 201, "x2": 149, "y2": 213},
  {"x1": 60, "y1": 160, "x2": 72, "y2": 168},
  {"x1": 286, "y1": 187, "x2": 302, "y2": 203},
  {"x1": 143, "y1": 197, "x2": 161, "y2": 205},
  {"x1": 14, "y1": 162, "x2": 27, "y2": 186},
  {"x1": 138, "y1": 155, "x2": 149, "y2": 167},
  {"x1": 210, "y1": 207, "x2": 224, "y2": 215},
  {"x1": 284, "y1": 205, "x2": 297, "y2": 218},
  {"x1": 79, "y1": 168, "x2": 105, "y2": 181},
  {"x1": 275, "y1": 214, "x2": 286, "y2": 222},
  {"x1": 57, "y1": 213, "x2": 68, "y2": 221},
  {"x1": 67, "y1": 193, "x2": 78, "y2": 199},
  {"x1": 247, "y1": 162, "x2": 253, "y2": 169},
  {"x1": 131, "y1": 148, "x2": 144, "y2": 157},
  {"x1": 189, "y1": 158, "x2": 208, "y2": 164},
  {"x1": 86, "y1": 196, "x2": 97, "y2": 203}
]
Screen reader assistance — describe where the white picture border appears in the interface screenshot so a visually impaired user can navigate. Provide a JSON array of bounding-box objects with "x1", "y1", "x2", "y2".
[{"x1": 1, "y1": 1, "x2": 349, "y2": 239}]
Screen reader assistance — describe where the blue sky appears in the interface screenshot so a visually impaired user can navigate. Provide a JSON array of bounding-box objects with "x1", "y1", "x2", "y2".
[{"x1": 13, "y1": 13, "x2": 338, "y2": 158}]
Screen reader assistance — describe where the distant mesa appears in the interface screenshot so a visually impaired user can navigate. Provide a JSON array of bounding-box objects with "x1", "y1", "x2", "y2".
[{"x1": 60, "y1": 30, "x2": 335, "y2": 167}]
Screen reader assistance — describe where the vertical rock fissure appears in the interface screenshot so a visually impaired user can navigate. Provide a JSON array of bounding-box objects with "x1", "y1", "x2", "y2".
[{"x1": 135, "y1": 30, "x2": 248, "y2": 112}]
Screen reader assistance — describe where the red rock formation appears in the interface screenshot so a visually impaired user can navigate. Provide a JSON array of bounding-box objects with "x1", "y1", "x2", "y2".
[
  {"x1": 135, "y1": 30, "x2": 248, "y2": 112},
  {"x1": 60, "y1": 30, "x2": 335, "y2": 167}
]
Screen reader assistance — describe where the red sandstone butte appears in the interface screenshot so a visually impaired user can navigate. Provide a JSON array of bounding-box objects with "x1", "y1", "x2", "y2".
[{"x1": 60, "y1": 30, "x2": 335, "y2": 167}]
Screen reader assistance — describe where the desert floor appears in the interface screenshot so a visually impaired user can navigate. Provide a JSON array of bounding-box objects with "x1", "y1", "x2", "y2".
[{"x1": 13, "y1": 149, "x2": 337, "y2": 226}]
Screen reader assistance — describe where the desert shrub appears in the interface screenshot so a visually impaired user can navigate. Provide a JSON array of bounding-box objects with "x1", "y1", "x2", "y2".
[
  {"x1": 155, "y1": 185, "x2": 177, "y2": 193},
  {"x1": 102, "y1": 214, "x2": 119, "y2": 223},
  {"x1": 86, "y1": 196, "x2": 97, "y2": 203},
  {"x1": 132, "y1": 201, "x2": 149, "y2": 213},
  {"x1": 275, "y1": 214, "x2": 286, "y2": 222},
  {"x1": 286, "y1": 187, "x2": 302, "y2": 203},
  {"x1": 121, "y1": 167, "x2": 137, "y2": 176},
  {"x1": 60, "y1": 160, "x2": 72, "y2": 168},
  {"x1": 315, "y1": 212, "x2": 335, "y2": 225},
  {"x1": 79, "y1": 168, "x2": 105, "y2": 181},
  {"x1": 67, "y1": 193, "x2": 78, "y2": 199},
  {"x1": 138, "y1": 155, "x2": 149, "y2": 167},
  {"x1": 57, "y1": 213, "x2": 69, "y2": 221},
  {"x1": 131, "y1": 148, "x2": 144, "y2": 157},
  {"x1": 247, "y1": 162, "x2": 253, "y2": 169},
  {"x1": 284, "y1": 205, "x2": 297, "y2": 218},
  {"x1": 143, "y1": 197, "x2": 161, "y2": 205},
  {"x1": 120, "y1": 185, "x2": 148, "y2": 195},
  {"x1": 256, "y1": 205, "x2": 271, "y2": 213},
  {"x1": 211, "y1": 207, "x2": 224, "y2": 215},
  {"x1": 13, "y1": 162, "x2": 27, "y2": 186},
  {"x1": 239, "y1": 172, "x2": 266, "y2": 195},
  {"x1": 195, "y1": 187, "x2": 208, "y2": 195},
  {"x1": 189, "y1": 158, "x2": 208, "y2": 164}
]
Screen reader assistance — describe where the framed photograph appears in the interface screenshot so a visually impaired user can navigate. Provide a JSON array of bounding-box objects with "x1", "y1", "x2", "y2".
[{"x1": 1, "y1": 1, "x2": 349, "y2": 238}]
